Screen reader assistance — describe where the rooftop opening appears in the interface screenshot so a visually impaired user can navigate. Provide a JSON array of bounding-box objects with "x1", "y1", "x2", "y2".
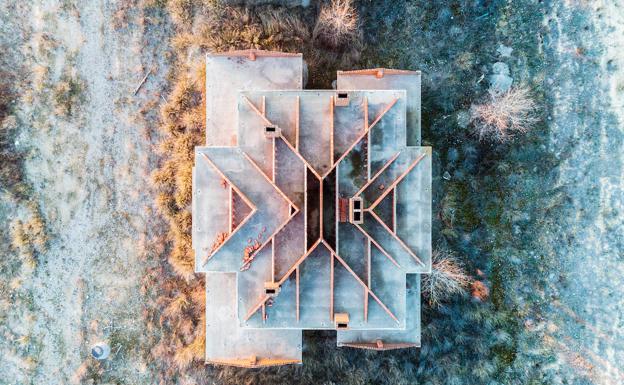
[
  {"x1": 334, "y1": 313, "x2": 349, "y2": 329},
  {"x1": 335, "y1": 92, "x2": 350, "y2": 107},
  {"x1": 264, "y1": 125, "x2": 280, "y2": 138},
  {"x1": 264, "y1": 282, "x2": 281, "y2": 296},
  {"x1": 350, "y1": 197, "x2": 363, "y2": 224}
]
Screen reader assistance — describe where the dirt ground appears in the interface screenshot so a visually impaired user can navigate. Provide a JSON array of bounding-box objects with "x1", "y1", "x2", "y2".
[
  {"x1": 1, "y1": 1, "x2": 623, "y2": 385},
  {"x1": 1, "y1": 1, "x2": 169, "y2": 384}
]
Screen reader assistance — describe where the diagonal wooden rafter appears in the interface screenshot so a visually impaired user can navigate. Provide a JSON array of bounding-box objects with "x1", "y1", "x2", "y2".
[
  {"x1": 353, "y1": 151, "x2": 401, "y2": 197},
  {"x1": 351, "y1": 222, "x2": 401, "y2": 269},
  {"x1": 200, "y1": 153, "x2": 258, "y2": 266},
  {"x1": 323, "y1": 97, "x2": 399, "y2": 178},
  {"x1": 367, "y1": 152, "x2": 427, "y2": 211},
  {"x1": 240, "y1": 210, "x2": 300, "y2": 271},
  {"x1": 242, "y1": 95, "x2": 273, "y2": 126},
  {"x1": 368, "y1": 209, "x2": 425, "y2": 267},
  {"x1": 321, "y1": 240, "x2": 399, "y2": 324},
  {"x1": 242, "y1": 151, "x2": 300, "y2": 212},
  {"x1": 367, "y1": 97, "x2": 399, "y2": 131},
  {"x1": 278, "y1": 135, "x2": 323, "y2": 180}
]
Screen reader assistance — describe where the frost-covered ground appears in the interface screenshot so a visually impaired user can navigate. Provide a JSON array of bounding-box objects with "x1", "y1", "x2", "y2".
[
  {"x1": 1, "y1": 1, "x2": 169, "y2": 384},
  {"x1": 0, "y1": 1, "x2": 623, "y2": 384},
  {"x1": 542, "y1": 1, "x2": 624, "y2": 383}
]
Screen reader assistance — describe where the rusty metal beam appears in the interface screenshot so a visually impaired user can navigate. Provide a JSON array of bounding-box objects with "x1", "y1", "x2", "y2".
[
  {"x1": 352, "y1": 222, "x2": 401, "y2": 269},
  {"x1": 367, "y1": 152, "x2": 426, "y2": 211},
  {"x1": 353, "y1": 151, "x2": 401, "y2": 197},
  {"x1": 369, "y1": 209, "x2": 425, "y2": 267}
]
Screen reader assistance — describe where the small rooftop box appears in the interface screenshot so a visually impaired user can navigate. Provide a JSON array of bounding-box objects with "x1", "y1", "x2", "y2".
[
  {"x1": 335, "y1": 92, "x2": 350, "y2": 107},
  {"x1": 334, "y1": 313, "x2": 350, "y2": 329},
  {"x1": 264, "y1": 125, "x2": 281, "y2": 138},
  {"x1": 264, "y1": 282, "x2": 281, "y2": 296}
]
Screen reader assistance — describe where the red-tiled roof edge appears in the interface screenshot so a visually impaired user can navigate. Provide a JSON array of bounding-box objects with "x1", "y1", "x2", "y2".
[
  {"x1": 208, "y1": 49, "x2": 302, "y2": 58},
  {"x1": 337, "y1": 68, "x2": 421, "y2": 76}
]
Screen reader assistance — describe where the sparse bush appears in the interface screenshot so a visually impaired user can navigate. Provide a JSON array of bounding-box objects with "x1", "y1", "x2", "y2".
[
  {"x1": 469, "y1": 87, "x2": 538, "y2": 142},
  {"x1": 422, "y1": 250, "x2": 472, "y2": 308},
  {"x1": 52, "y1": 70, "x2": 86, "y2": 117},
  {"x1": 10, "y1": 213, "x2": 48, "y2": 261},
  {"x1": 313, "y1": 0, "x2": 359, "y2": 49}
]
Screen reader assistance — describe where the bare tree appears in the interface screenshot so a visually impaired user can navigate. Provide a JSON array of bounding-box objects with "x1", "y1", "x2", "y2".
[
  {"x1": 313, "y1": 0, "x2": 359, "y2": 49},
  {"x1": 470, "y1": 86, "x2": 538, "y2": 142},
  {"x1": 422, "y1": 250, "x2": 472, "y2": 308}
]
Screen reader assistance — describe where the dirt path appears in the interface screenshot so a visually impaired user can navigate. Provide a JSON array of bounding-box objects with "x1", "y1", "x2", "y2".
[
  {"x1": 1, "y1": 1, "x2": 170, "y2": 383},
  {"x1": 542, "y1": 2, "x2": 624, "y2": 383}
]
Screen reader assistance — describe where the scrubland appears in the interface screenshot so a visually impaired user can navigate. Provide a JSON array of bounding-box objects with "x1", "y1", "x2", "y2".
[{"x1": 1, "y1": 1, "x2": 622, "y2": 385}]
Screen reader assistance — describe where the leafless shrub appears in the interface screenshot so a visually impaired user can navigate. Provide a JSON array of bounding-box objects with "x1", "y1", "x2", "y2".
[
  {"x1": 422, "y1": 250, "x2": 472, "y2": 308},
  {"x1": 470, "y1": 87, "x2": 538, "y2": 142},
  {"x1": 313, "y1": 0, "x2": 359, "y2": 49}
]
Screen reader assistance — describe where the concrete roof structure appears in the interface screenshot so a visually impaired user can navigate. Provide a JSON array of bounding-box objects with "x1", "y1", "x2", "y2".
[{"x1": 193, "y1": 49, "x2": 431, "y2": 367}]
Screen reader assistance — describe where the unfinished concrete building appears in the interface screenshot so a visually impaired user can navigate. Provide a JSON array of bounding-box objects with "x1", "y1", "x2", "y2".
[{"x1": 192, "y1": 49, "x2": 431, "y2": 367}]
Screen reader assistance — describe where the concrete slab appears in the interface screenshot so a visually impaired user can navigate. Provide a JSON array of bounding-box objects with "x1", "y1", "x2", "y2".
[
  {"x1": 205, "y1": 272, "x2": 302, "y2": 366},
  {"x1": 206, "y1": 50, "x2": 303, "y2": 146},
  {"x1": 337, "y1": 69, "x2": 421, "y2": 146},
  {"x1": 337, "y1": 273, "x2": 421, "y2": 349}
]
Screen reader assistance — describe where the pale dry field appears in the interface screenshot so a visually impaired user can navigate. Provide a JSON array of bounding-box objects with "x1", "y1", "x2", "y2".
[{"x1": 1, "y1": 1, "x2": 170, "y2": 383}]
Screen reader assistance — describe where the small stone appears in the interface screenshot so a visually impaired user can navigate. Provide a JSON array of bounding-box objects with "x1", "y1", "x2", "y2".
[
  {"x1": 497, "y1": 44, "x2": 513, "y2": 58},
  {"x1": 492, "y1": 62, "x2": 510, "y2": 75},
  {"x1": 489, "y1": 62, "x2": 513, "y2": 94},
  {"x1": 442, "y1": 171, "x2": 451, "y2": 180}
]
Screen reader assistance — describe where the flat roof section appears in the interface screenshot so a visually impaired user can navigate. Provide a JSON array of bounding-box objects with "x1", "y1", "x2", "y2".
[
  {"x1": 337, "y1": 273, "x2": 421, "y2": 349},
  {"x1": 205, "y1": 272, "x2": 302, "y2": 367},
  {"x1": 205, "y1": 50, "x2": 303, "y2": 146},
  {"x1": 337, "y1": 69, "x2": 421, "y2": 146}
]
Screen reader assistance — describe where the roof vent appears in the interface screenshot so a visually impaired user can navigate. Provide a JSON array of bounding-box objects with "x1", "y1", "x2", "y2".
[
  {"x1": 349, "y1": 197, "x2": 363, "y2": 224},
  {"x1": 264, "y1": 282, "x2": 281, "y2": 296},
  {"x1": 264, "y1": 125, "x2": 281, "y2": 138},
  {"x1": 335, "y1": 92, "x2": 350, "y2": 107},
  {"x1": 334, "y1": 313, "x2": 350, "y2": 329}
]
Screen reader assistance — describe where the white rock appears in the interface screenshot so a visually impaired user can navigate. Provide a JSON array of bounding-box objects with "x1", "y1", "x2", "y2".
[
  {"x1": 489, "y1": 62, "x2": 513, "y2": 94},
  {"x1": 497, "y1": 44, "x2": 513, "y2": 57}
]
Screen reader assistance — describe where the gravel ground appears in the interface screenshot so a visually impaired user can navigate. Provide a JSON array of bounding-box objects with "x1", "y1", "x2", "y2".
[
  {"x1": 1, "y1": 1, "x2": 622, "y2": 384},
  {"x1": 542, "y1": 1, "x2": 624, "y2": 383}
]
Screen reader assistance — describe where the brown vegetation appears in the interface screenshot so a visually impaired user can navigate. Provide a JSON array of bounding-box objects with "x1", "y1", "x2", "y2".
[
  {"x1": 149, "y1": 2, "x2": 365, "y2": 379},
  {"x1": 470, "y1": 86, "x2": 538, "y2": 142},
  {"x1": 471, "y1": 280, "x2": 490, "y2": 301},
  {"x1": 422, "y1": 250, "x2": 472, "y2": 308},
  {"x1": 313, "y1": 0, "x2": 359, "y2": 49},
  {"x1": 52, "y1": 68, "x2": 86, "y2": 118}
]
